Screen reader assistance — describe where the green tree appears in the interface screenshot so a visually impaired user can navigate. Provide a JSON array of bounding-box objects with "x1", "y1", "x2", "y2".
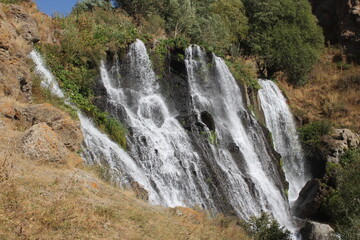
[
  {"x1": 248, "y1": 212, "x2": 291, "y2": 240},
  {"x1": 244, "y1": 0, "x2": 324, "y2": 85}
]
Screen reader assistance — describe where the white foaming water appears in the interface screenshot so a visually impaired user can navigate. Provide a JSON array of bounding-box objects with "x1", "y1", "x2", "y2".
[
  {"x1": 99, "y1": 40, "x2": 215, "y2": 208},
  {"x1": 29, "y1": 50, "x2": 64, "y2": 98},
  {"x1": 258, "y1": 80, "x2": 309, "y2": 203},
  {"x1": 185, "y1": 46, "x2": 296, "y2": 232}
]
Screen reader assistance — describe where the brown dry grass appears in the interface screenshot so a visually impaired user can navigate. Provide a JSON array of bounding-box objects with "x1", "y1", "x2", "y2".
[
  {"x1": 277, "y1": 48, "x2": 360, "y2": 132},
  {"x1": 0, "y1": 119, "x2": 251, "y2": 240}
]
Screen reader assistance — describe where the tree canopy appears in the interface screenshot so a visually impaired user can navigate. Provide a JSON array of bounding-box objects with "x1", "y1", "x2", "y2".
[{"x1": 243, "y1": 0, "x2": 324, "y2": 84}]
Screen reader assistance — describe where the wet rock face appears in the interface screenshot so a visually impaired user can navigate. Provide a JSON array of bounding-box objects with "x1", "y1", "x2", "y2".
[
  {"x1": 300, "y1": 220, "x2": 334, "y2": 240},
  {"x1": 309, "y1": 0, "x2": 360, "y2": 61}
]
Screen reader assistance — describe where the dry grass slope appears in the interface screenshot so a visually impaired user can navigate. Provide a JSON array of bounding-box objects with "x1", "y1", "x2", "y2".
[
  {"x1": 278, "y1": 48, "x2": 360, "y2": 132},
  {"x1": 0, "y1": 115, "x2": 251, "y2": 240}
]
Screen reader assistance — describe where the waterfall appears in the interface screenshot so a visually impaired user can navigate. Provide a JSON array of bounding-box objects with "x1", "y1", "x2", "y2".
[
  {"x1": 258, "y1": 80, "x2": 309, "y2": 203},
  {"x1": 29, "y1": 49, "x2": 158, "y2": 201},
  {"x1": 29, "y1": 51, "x2": 64, "y2": 98},
  {"x1": 99, "y1": 40, "x2": 215, "y2": 208},
  {"x1": 184, "y1": 46, "x2": 295, "y2": 230},
  {"x1": 30, "y1": 43, "x2": 300, "y2": 236}
]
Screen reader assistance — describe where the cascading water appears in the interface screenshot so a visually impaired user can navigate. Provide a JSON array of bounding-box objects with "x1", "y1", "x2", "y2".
[
  {"x1": 29, "y1": 49, "x2": 157, "y2": 201},
  {"x1": 29, "y1": 51, "x2": 64, "y2": 98},
  {"x1": 99, "y1": 40, "x2": 215, "y2": 208},
  {"x1": 258, "y1": 80, "x2": 309, "y2": 203},
  {"x1": 184, "y1": 46, "x2": 295, "y2": 231},
  {"x1": 30, "y1": 42, "x2": 301, "y2": 237}
]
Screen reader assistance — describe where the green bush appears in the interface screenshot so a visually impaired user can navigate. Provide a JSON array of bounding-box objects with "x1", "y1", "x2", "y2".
[
  {"x1": 324, "y1": 148, "x2": 360, "y2": 239},
  {"x1": 247, "y1": 212, "x2": 291, "y2": 240},
  {"x1": 299, "y1": 120, "x2": 332, "y2": 146}
]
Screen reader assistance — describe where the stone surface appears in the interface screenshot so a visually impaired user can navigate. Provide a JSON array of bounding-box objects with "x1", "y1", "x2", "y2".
[
  {"x1": 300, "y1": 220, "x2": 334, "y2": 240},
  {"x1": 292, "y1": 179, "x2": 332, "y2": 219},
  {"x1": 0, "y1": 101, "x2": 83, "y2": 152},
  {"x1": 309, "y1": 0, "x2": 360, "y2": 61},
  {"x1": 17, "y1": 104, "x2": 83, "y2": 152},
  {"x1": 22, "y1": 123, "x2": 68, "y2": 163},
  {"x1": 321, "y1": 128, "x2": 360, "y2": 163}
]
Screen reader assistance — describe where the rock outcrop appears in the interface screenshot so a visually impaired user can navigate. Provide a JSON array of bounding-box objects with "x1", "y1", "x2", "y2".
[
  {"x1": 292, "y1": 179, "x2": 332, "y2": 219},
  {"x1": 320, "y1": 128, "x2": 360, "y2": 164},
  {"x1": 22, "y1": 122, "x2": 68, "y2": 163},
  {"x1": 300, "y1": 220, "x2": 334, "y2": 240},
  {"x1": 0, "y1": 2, "x2": 55, "y2": 102},
  {"x1": 0, "y1": 101, "x2": 83, "y2": 153},
  {"x1": 309, "y1": 0, "x2": 360, "y2": 61}
]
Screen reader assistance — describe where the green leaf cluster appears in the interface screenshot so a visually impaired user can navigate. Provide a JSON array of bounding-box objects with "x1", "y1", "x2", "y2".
[{"x1": 115, "y1": 0, "x2": 248, "y2": 55}]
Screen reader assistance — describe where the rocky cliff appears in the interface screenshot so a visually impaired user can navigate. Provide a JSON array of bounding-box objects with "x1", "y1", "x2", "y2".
[{"x1": 309, "y1": 0, "x2": 360, "y2": 61}]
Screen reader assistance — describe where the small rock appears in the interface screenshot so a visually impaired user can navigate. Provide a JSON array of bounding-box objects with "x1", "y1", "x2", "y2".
[
  {"x1": 300, "y1": 220, "x2": 334, "y2": 240},
  {"x1": 22, "y1": 122, "x2": 68, "y2": 163}
]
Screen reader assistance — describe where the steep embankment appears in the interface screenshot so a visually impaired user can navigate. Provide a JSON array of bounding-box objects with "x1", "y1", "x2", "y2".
[{"x1": 0, "y1": 3, "x2": 251, "y2": 239}]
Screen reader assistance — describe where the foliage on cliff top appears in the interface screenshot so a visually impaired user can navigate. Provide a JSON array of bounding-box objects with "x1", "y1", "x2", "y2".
[
  {"x1": 115, "y1": 0, "x2": 248, "y2": 55},
  {"x1": 36, "y1": 7, "x2": 138, "y2": 148}
]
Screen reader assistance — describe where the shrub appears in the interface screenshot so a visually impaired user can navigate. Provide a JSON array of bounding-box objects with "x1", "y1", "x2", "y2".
[
  {"x1": 324, "y1": 148, "x2": 360, "y2": 239},
  {"x1": 299, "y1": 120, "x2": 332, "y2": 146},
  {"x1": 247, "y1": 212, "x2": 291, "y2": 240},
  {"x1": 72, "y1": 0, "x2": 112, "y2": 13}
]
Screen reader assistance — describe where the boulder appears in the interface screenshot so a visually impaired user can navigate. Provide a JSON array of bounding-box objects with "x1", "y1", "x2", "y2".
[
  {"x1": 300, "y1": 220, "x2": 334, "y2": 240},
  {"x1": 22, "y1": 123, "x2": 68, "y2": 163},
  {"x1": 18, "y1": 104, "x2": 83, "y2": 152},
  {"x1": 0, "y1": 102, "x2": 83, "y2": 152},
  {"x1": 321, "y1": 128, "x2": 360, "y2": 163},
  {"x1": 292, "y1": 179, "x2": 332, "y2": 219}
]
